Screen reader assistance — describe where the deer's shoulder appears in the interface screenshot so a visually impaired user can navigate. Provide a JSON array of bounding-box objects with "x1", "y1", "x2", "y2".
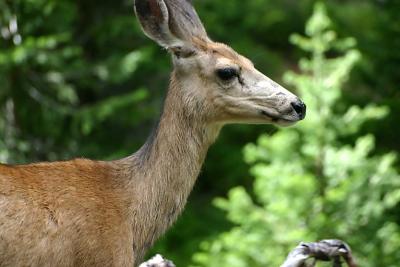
[{"x1": 0, "y1": 159, "x2": 123, "y2": 201}]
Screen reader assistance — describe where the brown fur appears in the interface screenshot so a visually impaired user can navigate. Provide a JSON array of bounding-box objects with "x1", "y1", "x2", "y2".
[
  {"x1": 0, "y1": 160, "x2": 133, "y2": 266},
  {"x1": 0, "y1": 74, "x2": 221, "y2": 266}
]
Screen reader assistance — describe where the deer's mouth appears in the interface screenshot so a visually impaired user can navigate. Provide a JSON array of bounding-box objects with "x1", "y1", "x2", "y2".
[{"x1": 260, "y1": 109, "x2": 299, "y2": 126}]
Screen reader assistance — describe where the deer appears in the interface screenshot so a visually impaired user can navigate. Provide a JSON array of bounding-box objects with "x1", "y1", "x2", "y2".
[{"x1": 0, "y1": 0, "x2": 306, "y2": 266}]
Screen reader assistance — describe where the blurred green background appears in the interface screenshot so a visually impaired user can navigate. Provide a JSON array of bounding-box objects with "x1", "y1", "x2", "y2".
[{"x1": 1, "y1": 0, "x2": 399, "y2": 266}]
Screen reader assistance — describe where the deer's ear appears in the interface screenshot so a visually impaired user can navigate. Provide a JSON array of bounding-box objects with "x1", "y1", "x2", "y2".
[
  {"x1": 134, "y1": 0, "x2": 183, "y2": 48},
  {"x1": 135, "y1": 0, "x2": 209, "y2": 52}
]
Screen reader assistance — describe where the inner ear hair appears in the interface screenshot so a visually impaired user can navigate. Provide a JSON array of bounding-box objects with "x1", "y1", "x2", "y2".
[
  {"x1": 135, "y1": 0, "x2": 181, "y2": 48},
  {"x1": 134, "y1": 0, "x2": 209, "y2": 49}
]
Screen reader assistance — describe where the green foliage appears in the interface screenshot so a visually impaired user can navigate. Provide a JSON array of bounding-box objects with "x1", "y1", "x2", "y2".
[
  {"x1": 0, "y1": 0, "x2": 151, "y2": 163},
  {"x1": 192, "y1": 3, "x2": 400, "y2": 267}
]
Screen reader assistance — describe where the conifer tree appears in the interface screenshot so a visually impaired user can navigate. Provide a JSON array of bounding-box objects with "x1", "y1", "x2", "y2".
[{"x1": 192, "y1": 3, "x2": 400, "y2": 267}]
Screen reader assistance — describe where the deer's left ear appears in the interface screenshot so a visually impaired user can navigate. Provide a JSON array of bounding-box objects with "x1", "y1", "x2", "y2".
[
  {"x1": 134, "y1": 0, "x2": 182, "y2": 48},
  {"x1": 134, "y1": 0, "x2": 209, "y2": 52}
]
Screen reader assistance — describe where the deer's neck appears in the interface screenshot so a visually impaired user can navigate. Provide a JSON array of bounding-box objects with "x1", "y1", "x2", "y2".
[{"x1": 118, "y1": 73, "x2": 221, "y2": 256}]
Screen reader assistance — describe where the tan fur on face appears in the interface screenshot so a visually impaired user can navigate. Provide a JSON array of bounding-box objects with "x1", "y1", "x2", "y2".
[
  {"x1": 171, "y1": 36, "x2": 301, "y2": 125},
  {"x1": 192, "y1": 37, "x2": 255, "y2": 70}
]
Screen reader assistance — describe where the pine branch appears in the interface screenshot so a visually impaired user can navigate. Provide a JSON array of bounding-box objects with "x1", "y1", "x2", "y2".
[
  {"x1": 140, "y1": 240, "x2": 357, "y2": 267},
  {"x1": 280, "y1": 239, "x2": 357, "y2": 267}
]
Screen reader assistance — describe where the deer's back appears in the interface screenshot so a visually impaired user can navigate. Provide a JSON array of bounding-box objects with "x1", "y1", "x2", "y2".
[{"x1": 0, "y1": 159, "x2": 134, "y2": 266}]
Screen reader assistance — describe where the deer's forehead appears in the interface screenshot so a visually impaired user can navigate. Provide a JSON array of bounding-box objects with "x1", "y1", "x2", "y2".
[
  {"x1": 210, "y1": 43, "x2": 254, "y2": 69},
  {"x1": 193, "y1": 39, "x2": 254, "y2": 70},
  {"x1": 213, "y1": 54, "x2": 254, "y2": 71}
]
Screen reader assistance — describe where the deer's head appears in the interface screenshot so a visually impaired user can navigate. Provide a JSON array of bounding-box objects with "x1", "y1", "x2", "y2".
[{"x1": 134, "y1": 0, "x2": 306, "y2": 126}]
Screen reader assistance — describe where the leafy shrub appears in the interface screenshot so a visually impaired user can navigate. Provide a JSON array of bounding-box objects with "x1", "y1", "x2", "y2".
[{"x1": 192, "y1": 3, "x2": 400, "y2": 267}]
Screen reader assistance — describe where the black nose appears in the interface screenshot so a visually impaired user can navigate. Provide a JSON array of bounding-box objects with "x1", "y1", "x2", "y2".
[{"x1": 291, "y1": 100, "x2": 306, "y2": 120}]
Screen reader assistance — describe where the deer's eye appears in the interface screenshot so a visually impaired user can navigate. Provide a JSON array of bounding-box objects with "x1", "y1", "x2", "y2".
[{"x1": 216, "y1": 68, "x2": 238, "y2": 81}]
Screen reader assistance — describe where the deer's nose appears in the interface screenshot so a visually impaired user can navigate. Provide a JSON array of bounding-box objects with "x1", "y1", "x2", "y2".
[{"x1": 291, "y1": 99, "x2": 306, "y2": 120}]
